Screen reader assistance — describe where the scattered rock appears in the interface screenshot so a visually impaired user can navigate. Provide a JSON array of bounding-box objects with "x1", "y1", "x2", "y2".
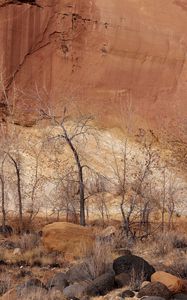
[
  {"x1": 42, "y1": 222, "x2": 95, "y2": 257},
  {"x1": 151, "y1": 271, "x2": 184, "y2": 294},
  {"x1": 115, "y1": 273, "x2": 130, "y2": 288},
  {"x1": 113, "y1": 255, "x2": 155, "y2": 281},
  {"x1": 87, "y1": 272, "x2": 115, "y2": 296},
  {"x1": 137, "y1": 282, "x2": 171, "y2": 299},
  {"x1": 47, "y1": 272, "x2": 69, "y2": 291}
]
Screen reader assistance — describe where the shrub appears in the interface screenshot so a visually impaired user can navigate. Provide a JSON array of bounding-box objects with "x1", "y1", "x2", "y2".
[
  {"x1": 153, "y1": 231, "x2": 187, "y2": 256},
  {"x1": 84, "y1": 237, "x2": 113, "y2": 279},
  {"x1": 18, "y1": 233, "x2": 40, "y2": 251},
  {"x1": 166, "y1": 257, "x2": 187, "y2": 279}
]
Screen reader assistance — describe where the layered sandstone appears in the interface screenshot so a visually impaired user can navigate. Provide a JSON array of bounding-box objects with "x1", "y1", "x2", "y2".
[{"x1": 0, "y1": 0, "x2": 187, "y2": 135}]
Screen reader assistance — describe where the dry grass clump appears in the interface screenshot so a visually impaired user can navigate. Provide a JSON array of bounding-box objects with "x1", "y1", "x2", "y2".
[
  {"x1": 0, "y1": 243, "x2": 64, "y2": 268},
  {"x1": 165, "y1": 255, "x2": 187, "y2": 279},
  {"x1": 22, "y1": 290, "x2": 66, "y2": 300},
  {"x1": 18, "y1": 233, "x2": 40, "y2": 251},
  {"x1": 112, "y1": 228, "x2": 134, "y2": 250},
  {"x1": 129, "y1": 268, "x2": 145, "y2": 290},
  {"x1": 11, "y1": 247, "x2": 64, "y2": 267},
  {"x1": 152, "y1": 231, "x2": 187, "y2": 257},
  {"x1": 0, "y1": 273, "x2": 11, "y2": 296},
  {"x1": 84, "y1": 237, "x2": 114, "y2": 279}
]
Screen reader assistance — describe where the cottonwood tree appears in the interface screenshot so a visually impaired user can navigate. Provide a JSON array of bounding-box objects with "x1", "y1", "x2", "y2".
[
  {"x1": 0, "y1": 150, "x2": 7, "y2": 229},
  {"x1": 6, "y1": 149, "x2": 24, "y2": 232},
  {"x1": 136, "y1": 135, "x2": 159, "y2": 233},
  {"x1": 0, "y1": 136, "x2": 23, "y2": 233},
  {"x1": 84, "y1": 172, "x2": 109, "y2": 225},
  {"x1": 111, "y1": 90, "x2": 138, "y2": 236},
  {"x1": 158, "y1": 168, "x2": 183, "y2": 231},
  {"x1": 39, "y1": 107, "x2": 96, "y2": 226},
  {"x1": 111, "y1": 143, "x2": 133, "y2": 237},
  {"x1": 22, "y1": 133, "x2": 48, "y2": 223},
  {"x1": 0, "y1": 123, "x2": 37, "y2": 233},
  {"x1": 51, "y1": 167, "x2": 80, "y2": 223},
  {"x1": 166, "y1": 174, "x2": 178, "y2": 230},
  {"x1": 111, "y1": 130, "x2": 159, "y2": 238}
]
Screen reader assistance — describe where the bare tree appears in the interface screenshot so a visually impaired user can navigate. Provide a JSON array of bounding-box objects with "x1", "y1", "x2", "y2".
[
  {"x1": 52, "y1": 168, "x2": 80, "y2": 223},
  {"x1": 39, "y1": 107, "x2": 96, "y2": 226},
  {"x1": 0, "y1": 154, "x2": 7, "y2": 229},
  {"x1": 111, "y1": 129, "x2": 159, "y2": 238},
  {"x1": 111, "y1": 142, "x2": 133, "y2": 237},
  {"x1": 85, "y1": 172, "x2": 109, "y2": 226},
  {"x1": 6, "y1": 152, "x2": 23, "y2": 232}
]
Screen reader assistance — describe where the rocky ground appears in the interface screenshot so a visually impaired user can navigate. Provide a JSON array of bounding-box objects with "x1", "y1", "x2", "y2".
[{"x1": 0, "y1": 221, "x2": 186, "y2": 299}]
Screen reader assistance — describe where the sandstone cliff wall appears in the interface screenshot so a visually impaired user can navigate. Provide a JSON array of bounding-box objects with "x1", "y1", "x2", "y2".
[{"x1": 0, "y1": 0, "x2": 187, "y2": 135}]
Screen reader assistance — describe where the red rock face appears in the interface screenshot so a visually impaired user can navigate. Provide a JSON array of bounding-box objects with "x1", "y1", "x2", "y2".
[{"x1": 0, "y1": 0, "x2": 187, "y2": 135}]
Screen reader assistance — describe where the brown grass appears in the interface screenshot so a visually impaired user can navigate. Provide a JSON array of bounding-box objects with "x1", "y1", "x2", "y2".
[{"x1": 84, "y1": 238, "x2": 114, "y2": 279}]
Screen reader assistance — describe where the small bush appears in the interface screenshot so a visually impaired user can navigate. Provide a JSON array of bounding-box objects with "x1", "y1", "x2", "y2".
[
  {"x1": 18, "y1": 233, "x2": 40, "y2": 251},
  {"x1": 84, "y1": 237, "x2": 113, "y2": 279},
  {"x1": 166, "y1": 257, "x2": 187, "y2": 279},
  {"x1": 129, "y1": 268, "x2": 145, "y2": 290},
  {"x1": 0, "y1": 276, "x2": 10, "y2": 296},
  {"x1": 153, "y1": 231, "x2": 187, "y2": 256}
]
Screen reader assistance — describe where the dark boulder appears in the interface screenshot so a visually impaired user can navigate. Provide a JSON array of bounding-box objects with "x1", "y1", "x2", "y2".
[
  {"x1": 137, "y1": 282, "x2": 171, "y2": 299},
  {"x1": 113, "y1": 254, "x2": 155, "y2": 281}
]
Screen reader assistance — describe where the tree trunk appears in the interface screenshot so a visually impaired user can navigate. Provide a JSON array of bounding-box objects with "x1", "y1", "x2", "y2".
[
  {"x1": 62, "y1": 127, "x2": 86, "y2": 226},
  {"x1": 0, "y1": 175, "x2": 6, "y2": 229},
  {"x1": 79, "y1": 165, "x2": 85, "y2": 226},
  {"x1": 16, "y1": 166, "x2": 23, "y2": 233},
  {"x1": 161, "y1": 168, "x2": 166, "y2": 233},
  {"x1": 8, "y1": 154, "x2": 23, "y2": 233}
]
